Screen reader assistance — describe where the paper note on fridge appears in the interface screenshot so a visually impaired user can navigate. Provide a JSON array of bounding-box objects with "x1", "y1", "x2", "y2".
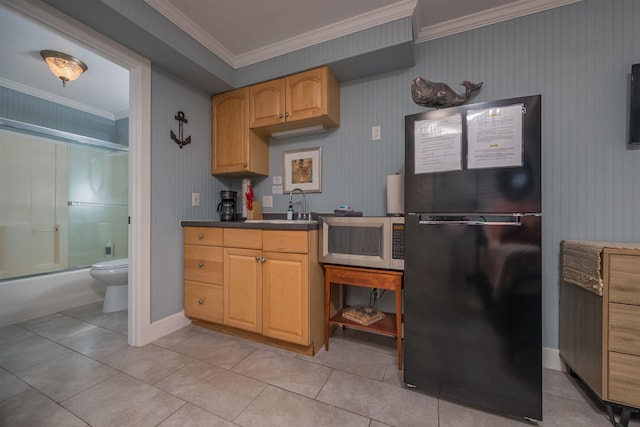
[
  {"x1": 466, "y1": 103, "x2": 524, "y2": 170},
  {"x1": 414, "y1": 113, "x2": 462, "y2": 174}
]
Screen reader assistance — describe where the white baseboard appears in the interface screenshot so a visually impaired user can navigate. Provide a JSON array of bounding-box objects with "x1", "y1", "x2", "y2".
[
  {"x1": 543, "y1": 346, "x2": 564, "y2": 371},
  {"x1": 138, "y1": 311, "x2": 191, "y2": 346}
]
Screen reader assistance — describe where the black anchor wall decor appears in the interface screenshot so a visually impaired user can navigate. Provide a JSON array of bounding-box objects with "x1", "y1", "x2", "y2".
[{"x1": 170, "y1": 111, "x2": 191, "y2": 149}]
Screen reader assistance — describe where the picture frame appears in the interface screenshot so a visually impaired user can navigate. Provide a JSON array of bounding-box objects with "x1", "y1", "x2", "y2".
[{"x1": 283, "y1": 147, "x2": 322, "y2": 193}]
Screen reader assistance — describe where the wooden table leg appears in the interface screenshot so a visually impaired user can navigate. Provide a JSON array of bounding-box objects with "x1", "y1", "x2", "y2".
[
  {"x1": 325, "y1": 271, "x2": 331, "y2": 351},
  {"x1": 396, "y1": 282, "x2": 403, "y2": 370}
]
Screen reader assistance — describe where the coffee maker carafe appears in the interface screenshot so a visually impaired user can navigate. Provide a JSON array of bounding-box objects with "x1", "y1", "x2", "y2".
[{"x1": 217, "y1": 190, "x2": 237, "y2": 221}]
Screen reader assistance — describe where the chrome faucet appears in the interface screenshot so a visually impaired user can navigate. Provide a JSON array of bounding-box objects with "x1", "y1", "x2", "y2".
[{"x1": 289, "y1": 188, "x2": 308, "y2": 220}]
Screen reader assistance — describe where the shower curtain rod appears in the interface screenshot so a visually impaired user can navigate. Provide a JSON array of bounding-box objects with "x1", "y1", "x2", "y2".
[{"x1": 0, "y1": 117, "x2": 129, "y2": 152}]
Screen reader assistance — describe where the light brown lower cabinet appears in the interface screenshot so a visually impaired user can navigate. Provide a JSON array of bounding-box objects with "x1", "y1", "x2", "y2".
[
  {"x1": 223, "y1": 247, "x2": 262, "y2": 333},
  {"x1": 560, "y1": 243, "x2": 640, "y2": 425},
  {"x1": 183, "y1": 226, "x2": 324, "y2": 354},
  {"x1": 262, "y1": 251, "x2": 309, "y2": 345},
  {"x1": 183, "y1": 227, "x2": 224, "y2": 324}
]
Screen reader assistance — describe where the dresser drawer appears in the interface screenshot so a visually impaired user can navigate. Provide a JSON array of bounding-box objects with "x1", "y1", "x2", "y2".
[
  {"x1": 184, "y1": 227, "x2": 223, "y2": 246},
  {"x1": 609, "y1": 254, "x2": 640, "y2": 305},
  {"x1": 609, "y1": 303, "x2": 640, "y2": 356},
  {"x1": 184, "y1": 281, "x2": 223, "y2": 323},
  {"x1": 184, "y1": 245, "x2": 223, "y2": 284},
  {"x1": 263, "y1": 230, "x2": 308, "y2": 253},
  {"x1": 609, "y1": 351, "x2": 640, "y2": 407}
]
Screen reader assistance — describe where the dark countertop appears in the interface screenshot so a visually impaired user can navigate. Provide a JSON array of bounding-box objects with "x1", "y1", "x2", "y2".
[{"x1": 180, "y1": 220, "x2": 319, "y2": 231}]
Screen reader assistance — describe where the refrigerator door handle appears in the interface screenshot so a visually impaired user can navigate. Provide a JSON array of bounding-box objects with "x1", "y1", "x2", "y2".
[{"x1": 418, "y1": 214, "x2": 523, "y2": 226}]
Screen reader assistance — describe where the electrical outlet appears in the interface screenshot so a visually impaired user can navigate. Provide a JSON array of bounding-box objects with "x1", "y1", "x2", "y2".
[
  {"x1": 372, "y1": 125, "x2": 381, "y2": 140},
  {"x1": 263, "y1": 195, "x2": 273, "y2": 208},
  {"x1": 191, "y1": 192, "x2": 200, "y2": 207}
]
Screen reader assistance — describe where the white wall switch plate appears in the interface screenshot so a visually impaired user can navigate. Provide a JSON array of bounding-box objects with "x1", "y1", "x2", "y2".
[
  {"x1": 262, "y1": 195, "x2": 273, "y2": 208},
  {"x1": 272, "y1": 185, "x2": 283, "y2": 195},
  {"x1": 191, "y1": 192, "x2": 200, "y2": 207},
  {"x1": 273, "y1": 176, "x2": 283, "y2": 185},
  {"x1": 372, "y1": 125, "x2": 381, "y2": 140}
]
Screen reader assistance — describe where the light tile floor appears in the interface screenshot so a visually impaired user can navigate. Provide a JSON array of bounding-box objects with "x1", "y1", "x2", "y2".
[{"x1": 0, "y1": 301, "x2": 638, "y2": 426}]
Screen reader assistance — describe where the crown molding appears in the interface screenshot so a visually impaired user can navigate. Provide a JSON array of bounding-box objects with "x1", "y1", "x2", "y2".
[
  {"x1": 0, "y1": 77, "x2": 116, "y2": 120},
  {"x1": 114, "y1": 110, "x2": 130, "y2": 120},
  {"x1": 235, "y1": 0, "x2": 417, "y2": 68},
  {"x1": 145, "y1": 0, "x2": 417, "y2": 69},
  {"x1": 144, "y1": 0, "x2": 236, "y2": 66},
  {"x1": 415, "y1": 0, "x2": 584, "y2": 44}
]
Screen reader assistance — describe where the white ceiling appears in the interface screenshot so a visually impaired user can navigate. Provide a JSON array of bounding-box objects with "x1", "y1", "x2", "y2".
[
  {"x1": 0, "y1": 3, "x2": 129, "y2": 119},
  {"x1": 147, "y1": 0, "x2": 580, "y2": 69},
  {"x1": 0, "y1": 0, "x2": 580, "y2": 118}
]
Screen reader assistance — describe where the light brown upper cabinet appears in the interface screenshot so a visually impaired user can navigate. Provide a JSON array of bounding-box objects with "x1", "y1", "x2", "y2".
[
  {"x1": 249, "y1": 66, "x2": 340, "y2": 134},
  {"x1": 212, "y1": 87, "x2": 269, "y2": 176}
]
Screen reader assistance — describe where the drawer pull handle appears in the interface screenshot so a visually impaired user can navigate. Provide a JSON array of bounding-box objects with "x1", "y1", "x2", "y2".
[
  {"x1": 198, "y1": 299, "x2": 204, "y2": 305},
  {"x1": 261, "y1": 257, "x2": 266, "y2": 263},
  {"x1": 198, "y1": 233, "x2": 204, "y2": 239},
  {"x1": 255, "y1": 256, "x2": 260, "y2": 261},
  {"x1": 198, "y1": 262, "x2": 204, "y2": 267}
]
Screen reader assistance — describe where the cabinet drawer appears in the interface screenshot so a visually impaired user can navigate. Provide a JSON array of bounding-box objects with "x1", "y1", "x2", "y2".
[
  {"x1": 608, "y1": 351, "x2": 640, "y2": 407},
  {"x1": 184, "y1": 227, "x2": 223, "y2": 246},
  {"x1": 609, "y1": 303, "x2": 640, "y2": 356},
  {"x1": 184, "y1": 245, "x2": 223, "y2": 284},
  {"x1": 263, "y1": 230, "x2": 308, "y2": 253},
  {"x1": 224, "y1": 228, "x2": 262, "y2": 249},
  {"x1": 184, "y1": 281, "x2": 223, "y2": 323},
  {"x1": 609, "y1": 254, "x2": 640, "y2": 305}
]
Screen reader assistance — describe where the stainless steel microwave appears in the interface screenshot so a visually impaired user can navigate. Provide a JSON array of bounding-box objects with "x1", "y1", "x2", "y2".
[{"x1": 319, "y1": 216, "x2": 404, "y2": 270}]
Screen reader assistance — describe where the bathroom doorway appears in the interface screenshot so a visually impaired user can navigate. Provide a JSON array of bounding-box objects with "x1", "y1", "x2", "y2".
[{"x1": 1, "y1": 0, "x2": 152, "y2": 346}]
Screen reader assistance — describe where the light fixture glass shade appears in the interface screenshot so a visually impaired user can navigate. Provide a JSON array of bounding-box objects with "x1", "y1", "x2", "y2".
[{"x1": 40, "y1": 50, "x2": 88, "y2": 87}]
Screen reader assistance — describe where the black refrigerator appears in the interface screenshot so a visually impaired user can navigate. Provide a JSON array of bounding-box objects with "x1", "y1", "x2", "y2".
[{"x1": 403, "y1": 95, "x2": 542, "y2": 421}]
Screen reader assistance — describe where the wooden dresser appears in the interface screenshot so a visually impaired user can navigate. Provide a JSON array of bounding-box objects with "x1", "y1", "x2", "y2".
[{"x1": 559, "y1": 241, "x2": 640, "y2": 425}]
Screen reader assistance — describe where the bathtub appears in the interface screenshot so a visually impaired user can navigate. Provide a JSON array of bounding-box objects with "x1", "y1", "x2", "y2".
[{"x1": 0, "y1": 268, "x2": 105, "y2": 327}]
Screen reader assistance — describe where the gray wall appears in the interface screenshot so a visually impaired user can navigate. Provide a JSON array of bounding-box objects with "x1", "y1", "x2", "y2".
[
  {"x1": 247, "y1": 0, "x2": 640, "y2": 349},
  {"x1": 149, "y1": 67, "x2": 231, "y2": 320},
  {"x1": 0, "y1": 86, "x2": 117, "y2": 142}
]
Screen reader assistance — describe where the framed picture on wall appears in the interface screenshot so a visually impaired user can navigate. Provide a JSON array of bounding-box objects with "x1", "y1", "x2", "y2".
[{"x1": 283, "y1": 147, "x2": 322, "y2": 193}]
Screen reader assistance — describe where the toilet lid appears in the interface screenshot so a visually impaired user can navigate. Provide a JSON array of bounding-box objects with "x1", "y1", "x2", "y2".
[{"x1": 92, "y1": 258, "x2": 128, "y2": 270}]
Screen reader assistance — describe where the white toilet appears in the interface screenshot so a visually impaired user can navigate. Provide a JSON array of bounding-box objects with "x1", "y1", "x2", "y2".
[{"x1": 90, "y1": 258, "x2": 128, "y2": 313}]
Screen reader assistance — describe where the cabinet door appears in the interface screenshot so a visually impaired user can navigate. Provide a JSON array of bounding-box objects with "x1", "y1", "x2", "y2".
[
  {"x1": 224, "y1": 248, "x2": 262, "y2": 332},
  {"x1": 250, "y1": 79, "x2": 286, "y2": 128},
  {"x1": 286, "y1": 67, "x2": 327, "y2": 123},
  {"x1": 262, "y1": 251, "x2": 309, "y2": 345},
  {"x1": 212, "y1": 87, "x2": 248, "y2": 174}
]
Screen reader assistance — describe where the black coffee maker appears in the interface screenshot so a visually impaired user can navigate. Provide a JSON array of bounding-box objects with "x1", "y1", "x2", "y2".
[{"x1": 217, "y1": 190, "x2": 237, "y2": 221}]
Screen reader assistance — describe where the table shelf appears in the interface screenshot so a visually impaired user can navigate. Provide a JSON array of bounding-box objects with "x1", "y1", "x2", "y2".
[
  {"x1": 324, "y1": 264, "x2": 403, "y2": 369},
  {"x1": 329, "y1": 306, "x2": 398, "y2": 337}
]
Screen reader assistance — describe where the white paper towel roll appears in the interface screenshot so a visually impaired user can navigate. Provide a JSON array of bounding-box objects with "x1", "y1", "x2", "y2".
[{"x1": 386, "y1": 174, "x2": 404, "y2": 215}]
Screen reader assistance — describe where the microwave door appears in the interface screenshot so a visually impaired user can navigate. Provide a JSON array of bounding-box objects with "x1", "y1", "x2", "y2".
[
  {"x1": 328, "y1": 224, "x2": 383, "y2": 257},
  {"x1": 325, "y1": 223, "x2": 385, "y2": 269},
  {"x1": 320, "y1": 217, "x2": 403, "y2": 270}
]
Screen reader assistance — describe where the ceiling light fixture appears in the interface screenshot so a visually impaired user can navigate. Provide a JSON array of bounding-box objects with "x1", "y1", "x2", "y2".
[{"x1": 40, "y1": 50, "x2": 88, "y2": 87}]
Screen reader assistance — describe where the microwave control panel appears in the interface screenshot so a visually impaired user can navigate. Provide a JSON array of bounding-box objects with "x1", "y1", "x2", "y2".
[{"x1": 392, "y1": 223, "x2": 405, "y2": 260}]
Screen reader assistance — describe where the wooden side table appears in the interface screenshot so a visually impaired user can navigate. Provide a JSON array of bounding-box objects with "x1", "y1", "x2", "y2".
[{"x1": 324, "y1": 264, "x2": 403, "y2": 369}]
